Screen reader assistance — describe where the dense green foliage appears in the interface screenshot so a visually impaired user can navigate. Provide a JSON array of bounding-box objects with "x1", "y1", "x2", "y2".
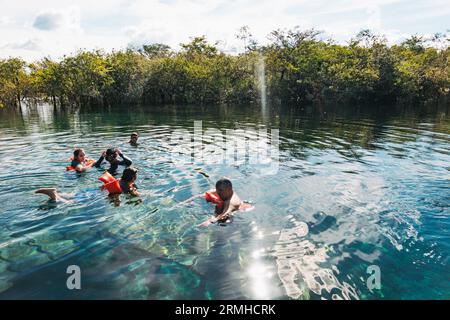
[{"x1": 0, "y1": 29, "x2": 448, "y2": 108}]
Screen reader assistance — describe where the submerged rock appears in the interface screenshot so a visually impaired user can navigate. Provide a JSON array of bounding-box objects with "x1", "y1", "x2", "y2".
[
  {"x1": 0, "y1": 260, "x2": 9, "y2": 273},
  {"x1": 0, "y1": 278, "x2": 13, "y2": 294},
  {"x1": 40, "y1": 240, "x2": 77, "y2": 260}
]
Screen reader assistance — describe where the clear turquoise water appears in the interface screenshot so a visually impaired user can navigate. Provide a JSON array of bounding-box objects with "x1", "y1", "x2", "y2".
[{"x1": 0, "y1": 103, "x2": 449, "y2": 299}]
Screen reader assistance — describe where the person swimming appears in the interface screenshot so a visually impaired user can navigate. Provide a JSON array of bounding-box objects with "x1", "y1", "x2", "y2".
[
  {"x1": 129, "y1": 132, "x2": 139, "y2": 146},
  {"x1": 35, "y1": 167, "x2": 140, "y2": 202},
  {"x1": 118, "y1": 167, "x2": 139, "y2": 196},
  {"x1": 199, "y1": 178, "x2": 252, "y2": 227},
  {"x1": 68, "y1": 148, "x2": 95, "y2": 172},
  {"x1": 95, "y1": 147, "x2": 132, "y2": 174}
]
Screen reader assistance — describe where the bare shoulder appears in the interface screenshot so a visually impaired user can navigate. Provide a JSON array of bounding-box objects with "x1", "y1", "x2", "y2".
[{"x1": 230, "y1": 192, "x2": 242, "y2": 207}]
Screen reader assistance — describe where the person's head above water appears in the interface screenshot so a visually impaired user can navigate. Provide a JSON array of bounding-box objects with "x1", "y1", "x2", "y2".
[
  {"x1": 73, "y1": 148, "x2": 86, "y2": 162},
  {"x1": 130, "y1": 132, "x2": 139, "y2": 145},
  {"x1": 121, "y1": 167, "x2": 138, "y2": 184},
  {"x1": 216, "y1": 178, "x2": 233, "y2": 201},
  {"x1": 105, "y1": 147, "x2": 118, "y2": 162}
]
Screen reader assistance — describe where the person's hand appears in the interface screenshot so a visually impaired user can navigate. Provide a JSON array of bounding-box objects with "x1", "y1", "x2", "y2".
[
  {"x1": 198, "y1": 217, "x2": 217, "y2": 227},
  {"x1": 101, "y1": 151, "x2": 106, "y2": 157},
  {"x1": 198, "y1": 220, "x2": 212, "y2": 227},
  {"x1": 116, "y1": 148, "x2": 122, "y2": 156}
]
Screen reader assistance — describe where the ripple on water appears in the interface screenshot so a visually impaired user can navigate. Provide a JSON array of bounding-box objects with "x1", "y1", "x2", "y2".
[{"x1": 0, "y1": 105, "x2": 449, "y2": 299}]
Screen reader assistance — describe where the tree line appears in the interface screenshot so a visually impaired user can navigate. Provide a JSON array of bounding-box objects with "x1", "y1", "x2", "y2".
[{"x1": 0, "y1": 28, "x2": 448, "y2": 109}]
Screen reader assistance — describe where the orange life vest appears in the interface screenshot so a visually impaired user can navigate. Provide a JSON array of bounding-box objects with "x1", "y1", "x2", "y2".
[
  {"x1": 98, "y1": 171, "x2": 123, "y2": 194},
  {"x1": 66, "y1": 157, "x2": 95, "y2": 171},
  {"x1": 205, "y1": 191, "x2": 224, "y2": 210}
]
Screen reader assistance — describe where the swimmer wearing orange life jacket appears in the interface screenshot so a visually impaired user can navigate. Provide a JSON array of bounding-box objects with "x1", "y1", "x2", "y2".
[
  {"x1": 67, "y1": 148, "x2": 95, "y2": 172},
  {"x1": 35, "y1": 167, "x2": 140, "y2": 202},
  {"x1": 199, "y1": 178, "x2": 253, "y2": 227},
  {"x1": 99, "y1": 167, "x2": 140, "y2": 197}
]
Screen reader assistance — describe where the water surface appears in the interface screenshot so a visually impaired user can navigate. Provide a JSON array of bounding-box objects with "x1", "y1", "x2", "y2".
[{"x1": 0, "y1": 103, "x2": 449, "y2": 299}]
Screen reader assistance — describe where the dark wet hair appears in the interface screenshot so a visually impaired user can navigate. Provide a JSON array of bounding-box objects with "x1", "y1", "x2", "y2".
[
  {"x1": 106, "y1": 148, "x2": 117, "y2": 156},
  {"x1": 74, "y1": 148, "x2": 84, "y2": 158},
  {"x1": 131, "y1": 132, "x2": 139, "y2": 137},
  {"x1": 121, "y1": 167, "x2": 138, "y2": 183},
  {"x1": 216, "y1": 178, "x2": 232, "y2": 190}
]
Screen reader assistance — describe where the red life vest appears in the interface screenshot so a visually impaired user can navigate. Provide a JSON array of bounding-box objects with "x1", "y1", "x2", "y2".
[
  {"x1": 66, "y1": 157, "x2": 95, "y2": 171},
  {"x1": 98, "y1": 171, "x2": 123, "y2": 194},
  {"x1": 205, "y1": 191, "x2": 224, "y2": 210}
]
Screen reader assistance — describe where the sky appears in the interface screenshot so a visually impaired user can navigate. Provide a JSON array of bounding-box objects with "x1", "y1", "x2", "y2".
[{"x1": 0, "y1": 0, "x2": 449, "y2": 61}]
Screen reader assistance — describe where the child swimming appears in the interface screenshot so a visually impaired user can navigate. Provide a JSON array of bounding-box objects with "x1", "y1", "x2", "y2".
[
  {"x1": 129, "y1": 132, "x2": 139, "y2": 146},
  {"x1": 119, "y1": 167, "x2": 139, "y2": 196},
  {"x1": 35, "y1": 167, "x2": 140, "y2": 202},
  {"x1": 199, "y1": 178, "x2": 253, "y2": 227},
  {"x1": 100, "y1": 167, "x2": 140, "y2": 197},
  {"x1": 95, "y1": 147, "x2": 133, "y2": 174},
  {"x1": 68, "y1": 148, "x2": 95, "y2": 172}
]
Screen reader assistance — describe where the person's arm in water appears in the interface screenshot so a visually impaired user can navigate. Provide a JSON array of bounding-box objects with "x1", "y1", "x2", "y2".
[
  {"x1": 125, "y1": 185, "x2": 140, "y2": 197},
  {"x1": 95, "y1": 151, "x2": 106, "y2": 167},
  {"x1": 199, "y1": 192, "x2": 242, "y2": 227},
  {"x1": 213, "y1": 194, "x2": 242, "y2": 221},
  {"x1": 119, "y1": 179, "x2": 140, "y2": 197},
  {"x1": 129, "y1": 188, "x2": 140, "y2": 197},
  {"x1": 126, "y1": 182, "x2": 140, "y2": 197},
  {"x1": 74, "y1": 164, "x2": 88, "y2": 173}
]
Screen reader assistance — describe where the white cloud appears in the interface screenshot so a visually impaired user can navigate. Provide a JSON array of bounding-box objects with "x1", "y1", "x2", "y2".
[
  {"x1": 32, "y1": 7, "x2": 81, "y2": 32},
  {"x1": 0, "y1": 0, "x2": 447, "y2": 61},
  {"x1": 120, "y1": 0, "x2": 310, "y2": 52},
  {"x1": 123, "y1": 23, "x2": 175, "y2": 48},
  {"x1": 117, "y1": 0, "x2": 421, "y2": 52},
  {"x1": 0, "y1": 16, "x2": 15, "y2": 26},
  {"x1": 33, "y1": 11, "x2": 65, "y2": 30},
  {"x1": 2, "y1": 39, "x2": 42, "y2": 51}
]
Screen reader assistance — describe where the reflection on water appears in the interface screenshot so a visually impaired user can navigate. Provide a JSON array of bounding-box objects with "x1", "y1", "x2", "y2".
[
  {"x1": 0, "y1": 103, "x2": 449, "y2": 299},
  {"x1": 274, "y1": 217, "x2": 359, "y2": 300}
]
